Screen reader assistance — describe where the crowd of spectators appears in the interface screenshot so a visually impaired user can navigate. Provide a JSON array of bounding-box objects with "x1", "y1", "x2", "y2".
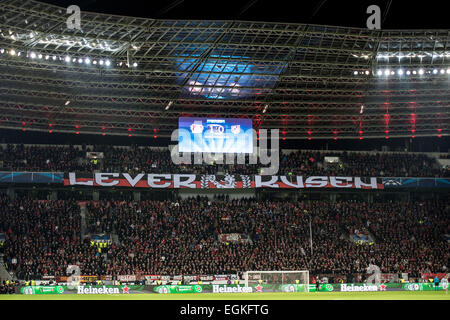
[
  {"x1": 0, "y1": 280, "x2": 16, "y2": 294},
  {"x1": 0, "y1": 195, "x2": 103, "y2": 280},
  {"x1": 1, "y1": 196, "x2": 448, "y2": 280},
  {"x1": 0, "y1": 144, "x2": 448, "y2": 177},
  {"x1": 0, "y1": 144, "x2": 94, "y2": 172},
  {"x1": 86, "y1": 197, "x2": 448, "y2": 277},
  {"x1": 278, "y1": 151, "x2": 446, "y2": 177}
]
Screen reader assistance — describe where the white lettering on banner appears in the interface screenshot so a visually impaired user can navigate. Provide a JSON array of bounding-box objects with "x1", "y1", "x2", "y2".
[
  {"x1": 122, "y1": 173, "x2": 145, "y2": 187},
  {"x1": 118, "y1": 275, "x2": 136, "y2": 282},
  {"x1": 354, "y1": 177, "x2": 378, "y2": 189},
  {"x1": 147, "y1": 174, "x2": 171, "y2": 188},
  {"x1": 254, "y1": 175, "x2": 279, "y2": 188},
  {"x1": 330, "y1": 177, "x2": 352, "y2": 188},
  {"x1": 77, "y1": 286, "x2": 120, "y2": 294},
  {"x1": 213, "y1": 285, "x2": 253, "y2": 293},
  {"x1": 69, "y1": 172, "x2": 93, "y2": 186},
  {"x1": 340, "y1": 284, "x2": 378, "y2": 292},
  {"x1": 280, "y1": 176, "x2": 304, "y2": 188},
  {"x1": 173, "y1": 174, "x2": 197, "y2": 188},
  {"x1": 66, "y1": 173, "x2": 381, "y2": 189},
  {"x1": 95, "y1": 173, "x2": 119, "y2": 186},
  {"x1": 305, "y1": 176, "x2": 328, "y2": 188}
]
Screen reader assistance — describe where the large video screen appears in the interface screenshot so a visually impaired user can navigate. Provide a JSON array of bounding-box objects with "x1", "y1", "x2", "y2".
[{"x1": 178, "y1": 117, "x2": 253, "y2": 153}]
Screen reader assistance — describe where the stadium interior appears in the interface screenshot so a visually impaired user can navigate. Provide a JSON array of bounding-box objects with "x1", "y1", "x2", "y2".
[{"x1": 0, "y1": 0, "x2": 449, "y2": 298}]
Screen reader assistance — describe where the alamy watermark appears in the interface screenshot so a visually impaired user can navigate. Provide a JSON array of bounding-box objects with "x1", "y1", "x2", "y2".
[
  {"x1": 366, "y1": 5, "x2": 381, "y2": 30},
  {"x1": 366, "y1": 263, "x2": 381, "y2": 285},
  {"x1": 66, "y1": 5, "x2": 81, "y2": 30},
  {"x1": 170, "y1": 128, "x2": 280, "y2": 175}
]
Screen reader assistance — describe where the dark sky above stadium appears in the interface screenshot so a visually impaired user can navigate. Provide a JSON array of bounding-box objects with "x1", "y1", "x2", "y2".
[{"x1": 38, "y1": 0, "x2": 449, "y2": 29}]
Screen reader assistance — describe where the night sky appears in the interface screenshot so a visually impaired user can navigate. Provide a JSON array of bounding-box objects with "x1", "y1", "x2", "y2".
[{"x1": 37, "y1": 0, "x2": 449, "y2": 29}]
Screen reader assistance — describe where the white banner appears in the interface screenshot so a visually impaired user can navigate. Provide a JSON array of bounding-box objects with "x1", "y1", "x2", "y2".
[{"x1": 117, "y1": 275, "x2": 136, "y2": 282}]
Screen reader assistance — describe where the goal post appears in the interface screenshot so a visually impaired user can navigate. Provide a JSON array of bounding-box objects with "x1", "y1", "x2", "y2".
[{"x1": 244, "y1": 270, "x2": 309, "y2": 292}]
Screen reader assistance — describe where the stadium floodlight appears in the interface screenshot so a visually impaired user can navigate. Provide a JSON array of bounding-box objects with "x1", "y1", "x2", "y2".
[
  {"x1": 133, "y1": 62, "x2": 138, "y2": 67},
  {"x1": 418, "y1": 69, "x2": 424, "y2": 75},
  {"x1": 412, "y1": 70, "x2": 417, "y2": 75},
  {"x1": 99, "y1": 60, "x2": 104, "y2": 65},
  {"x1": 38, "y1": 54, "x2": 42, "y2": 59},
  {"x1": 365, "y1": 70, "x2": 370, "y2": 75},
  {"x1": 406, "y1": 70, "x2": 411, "y2": 75},
  {"x1": 390, "y1": 71, "x2": 395, "y2": 75},
  {"x1": 78, "y1": 58, "x2": 83, "y2": 63},
  {"x1": 93, "y1": 60, "x2": 97, "y2": 65},
  {"x1": 433, "y1": 69, "x2": 438, "y2": 74},
  {"x1": 440, "y1": 69, "x2": 445, "y2": 74},
  {"x1": 377, "y1": 70, "x2": 382, "y2": 76},
  {"x1": 65, "y1": 100, "x2": 70, "y2": 106},
  {"x1": 165, "y1": 101, "x2": 173, "y2": 110},
  {"x1": 45, "y1": 55, "x2": 49, "y2": 60},
  {"x1": 65, "y1": 56, "x2": 70, "y2": 62},
  {"x1": 0, "y1": 49, "x2": 4, "y2": 54},
  {"x1": 353, "y1": 70, "x2": 358, "y2": 75},
  {"x1": 384, "y1": 69, "x2": 390, "y2": 76},
  {"x1": 447, "y1": 68, "x2": 450, "y2": 74},
  {"x1": 30, "y1": 52, "x2": 36, "y2": 59},
  {"x1": 105, "y1": 60, "x2": 111, "y2": 66},
  {"x1": 52, "y1": 55, "x2": 57, "y2": 60},
  {"x1": 85, "y1": 57, "x2": 91, "y2": 64},
  {"x1": 397, "y1": 69, "x2": 404, "y2": 75},
  {"x1": 9, "y1": 49, "x2": 16, "y2": 56}
]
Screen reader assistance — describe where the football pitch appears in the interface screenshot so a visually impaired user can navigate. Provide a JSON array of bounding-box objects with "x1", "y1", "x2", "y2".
[{"x1": 0, "y1": 291, "x2": 449, "y2": 300}]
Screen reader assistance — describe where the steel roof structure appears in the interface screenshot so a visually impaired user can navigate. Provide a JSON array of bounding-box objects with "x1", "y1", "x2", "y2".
[{"x1": 0, "y1": 0, "x2": 449, "y2": 139}]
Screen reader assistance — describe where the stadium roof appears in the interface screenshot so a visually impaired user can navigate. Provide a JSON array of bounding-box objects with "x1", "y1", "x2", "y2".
[{"x1": 0, "y1": 0, "x2": 449, "y2": 139}]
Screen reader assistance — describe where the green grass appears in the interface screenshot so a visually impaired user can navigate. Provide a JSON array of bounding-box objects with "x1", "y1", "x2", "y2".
[{"x1": 1, "y1": 291, "x2": 449, "y2": 300}]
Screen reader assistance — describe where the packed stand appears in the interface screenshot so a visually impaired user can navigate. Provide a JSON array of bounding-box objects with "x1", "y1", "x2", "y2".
[
  {"x1": 1, "y1": 144, "x2": 448, "y2": 177},
  {"x1": 1, "y1": 196, "x2": 448, "y2": 280},
  {"x1": 278, "y1": 151, "x2": 447, "y2": 177},
  {"x1": 0, "y1": 144, "x2": 94, "y2": 172},
  {"x1": 0, "y1": 196, "x2": 103, "y2": 280},
  {"x1": 0, "y1": 280, "x2": 16, "y2": 294},
  {"x1": 85, "y1": 198, "x2": 449, "y2": 278}
]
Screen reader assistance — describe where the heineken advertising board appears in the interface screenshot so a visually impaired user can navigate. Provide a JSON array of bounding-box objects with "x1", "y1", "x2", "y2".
[
  {"x1": 20, "y1": 283, "x2": 446, "y2": 295},
  {"x1": 154, "y1": 285, "x2": 203, "y2": 294},
  {"x1": 20, "y1": 285, "x2": 145, "y2": 295},
  {"x1": 21, "y1": 286, "x2": 65, "y2": 295},
  {"x1": 402, "y1": 283, "x2": 447, "y2": 291}
]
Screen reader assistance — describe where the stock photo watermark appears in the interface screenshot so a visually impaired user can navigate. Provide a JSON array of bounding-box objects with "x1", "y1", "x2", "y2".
[
  {"x1": 367, "y1": 5, "x2": 381, "y2": 30},
  {"x1": 66, "y1": 5, "x2": 81, "y2": 30},
  {"x1": 170, "y1": 128, "x2": 280, "y2": 175}
]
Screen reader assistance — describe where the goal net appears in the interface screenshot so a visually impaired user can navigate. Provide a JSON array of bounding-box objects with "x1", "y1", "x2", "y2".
[{"x1": 244, "y1": 270, "x2": 309, "y2": 292}]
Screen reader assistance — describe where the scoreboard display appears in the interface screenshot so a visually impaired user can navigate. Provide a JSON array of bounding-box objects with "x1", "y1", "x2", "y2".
[{"x1": 178, "y1": 117, "x2": 253, "y2": 153}]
